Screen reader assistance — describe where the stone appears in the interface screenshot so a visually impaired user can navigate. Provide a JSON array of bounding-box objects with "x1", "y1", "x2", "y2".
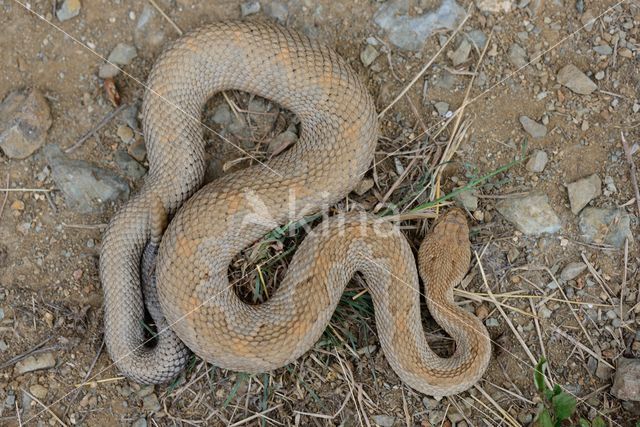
[
  {"x1": 240, "y1": 1, "x2": 260, "y2": 16},
  {"x1": 114, "y1": 151, "x2": 147, "y2": 180},
  {"x1": 372, "y1": 415, "x2": 396, "y2": 427},
  {"x1": 142, "y1": 393, "x2": 161, "y2": 412},
  {"x1": 560, "y1": 262, "x2": 587, "y2": 281},
  {"x1": 496, "y1": 194, "x2": 562, "y2": 235},
  {"x1": 134, "y1": 4, "x2": 167, "y2": 58},
  {"x1": 211, "y1": 104, "x2": 232, "y2": 125},
  {"x1": 128, "y1": 138, "x2": 147, "y2": 162},
  {"x1": 454, "y1": 188, "x2": 478, "y2": 211},
  {"x1": 434, "y1": 101, "x2": 450, "y2": 116},
  {"x1": 449, "y1": 39, "x2": 472, "y2": 66},
  {"x1": 116, "y1": 125, "x2": 134, "y2": 143},
  {"x1": 44, "y1": 145, "x2": 130, "y2": 213},
  {"x1": 467, "y1": 30, "x2": 487, "y2": 49},
  {"x1": 593, "y1": 45, "x2": 613, "y2": 55},
  {"x1": 476, "y1": 0, "x2": 513, "y2": 13},
  {"x1": 566, "y1": 174, "x2": 601, "y2": 214},
  {"x1": 0, "y1": 88, "x2": 52, "y2": 159},
  {"x1": 56, "y1": 0, "x2": 81, "y2": 22},
  {"x1": 526, "y1": 149, "x2": 548, "y2": 172},
  {"x1": 264, "y1": 1, "x2": 288, "y2": 24},
  {"x1": 29, "y1": 384, "x2": 48, "y2": 400},
  {"x1": 508, "y1": 43, "x2": 528, "y2": 68},
  {"x1": 15, "y1": 352, "x2": 56, "y2": 375},
  {"x1": 132, "y1": 418, "x2": 148, "y2": 427},
  {"x1": 519, "y1": 116, "x2": 547, "y2": 139},
  {"x1": 611, "y1": 358, "x2": 640, "y2": 401},
  {"x1": 557, "y1": 64, "x2": 597, "y2": 95},
  {"x1": 579, "y1": 208, "x2": 632, "y2": 248},
  {"x1": 360, "y1": 44, "x2": 380, "y2": 67},
  {"x1": 374, "y1": 0, "x2": 466, "y2": 51},
  {"x1": 107, "y1": 43, "x2": 137, "y2": 65},
  {"x1": 98, "y1": 63, "x2": 120, "y2": 79}
]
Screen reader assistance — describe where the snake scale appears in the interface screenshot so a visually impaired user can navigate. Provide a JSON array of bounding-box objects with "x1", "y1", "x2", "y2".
[{"x1": 99, "y1": 21, "x2": 491, "y2": 397}]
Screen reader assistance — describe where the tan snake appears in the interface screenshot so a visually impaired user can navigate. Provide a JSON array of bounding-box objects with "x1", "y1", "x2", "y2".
[{"x1": 99, "y1": 21, "x2": 491, "y2": 397}]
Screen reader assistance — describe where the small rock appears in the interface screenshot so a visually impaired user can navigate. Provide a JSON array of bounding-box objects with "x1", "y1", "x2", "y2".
[
  {"x1": 467, "y1": 30, "x2": 487, "y2": 49},
  {"x1": 264, "y1": 1, "x2": 288, "y2": 24},
  {"x1": 142, "y1": 393, "x2": 161, "y2": 412},
  {"x1": 114, "y1": 151, "x2": 147, "y2": 180},
  {"x1": 15, "y1": 352, "x2": 56, "y2": 375},
  {"x1": 211, "y1": 104, "x2": 232, "y2": 126},
  {"x1": 56, "y1": 0, "x2": 81, "y2": 21},
  {"x1": 454, "y1": 188, "x2": 478, "y2": 211},
  {"x1": 132, "y1": 418, "x2": 148, "y2": 427},
  {"x1": 45, "y1": 145, "x2": 130, "y2": 213},
  {"x1": 128, "y1": 138, "x2": 147, "y2": 162},
  {"x1": 603, "y1": 176, "x2": 617, "y2": 195},
  {"x1": 0, "y1": 340, "x2": 7, "y2": 352},
  {"x1": 526, "y1": 149, "x2": 548, "y2": 172},
  {"x1": 476, "y1": 0, "x2": 513, "y2": 13},
  {"x1": 560, "y1": 262, "x2": 587, "y2": 281},
  {"x1": 557, "y1": 64, "x2": 597, "y2": 95},
  {"x1": 134, "y1": 4, "x2": 167, "y2": 58},
  {"x1": 240, "y1": 0, "x2": 260, "y2": 16},
  {"x1": 566, "y1": 174, "x2": 601, "y2": 214},
  {"x1": 449, "y1": 39, "x2": 472, "y2": 66},
  {"x1": 360, "y1": 44, "x2": 380, "y2": 67},
  {"x1": 116, "y1": 125, "x2": 134, "y2": 144},
  {"x1": 496, "y1": 194, "x2": 562, "y2": 235},
  {"x1": 593, "y1": 45, "x2": 613, "y2": 55},
  {"x1": 372, "y1": 415, "x2": 396, "y2": 427},
  {"x1": 0, "y1": 88, "x2": 52, "y2": 159},
  {"x1": 579, "y1": 208, "x2": 632, "y2": 248},
  {"x1": 29, "y1": 384, "x2": 48, "y2": 400},
  {"x1": 539, "y1": 306, "x2": 553, "y2": 318},
  {"x1": 11, "y1": 200, "x2": 25, "y2": 211},
  {"x1": 519, "y1": 116, "x2": 547, "y2": 139},
  {"x1": 632, "y1": 103, "x2": 640, "y2": 113},
  {"x1": 98, "y1": 63, "x2": 120, "y2": 79},
  {"x1": 434, "y1": 101, "x2": 450, "y2": 116},
  {"x1": 108, "y1": 43, "x2": 137, "y2": 66},
  {"x1": 485, "y1": 318, "x2": 499, "y2": 327},
  {"x1": 581, "y1": 10, "x2": 596, "y2": 31},
  {"x1": 611, "y1": 358, "x2": 640, "y2": 401},
  {"x1": 594, "y1": 71, "x2": 605, "y2": 81},
  {"x1": 508, "y1": 43, "x2": 528, "y2": 68},
  {"x1": 596, "y1": 360, "x2": 613, "y2": 381}
]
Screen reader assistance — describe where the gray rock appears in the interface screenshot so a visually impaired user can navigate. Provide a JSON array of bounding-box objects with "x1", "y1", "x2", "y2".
[
  {"x1": 593, "y1": 45, "x2": 613, "y2": 55},
  {"x1": 557, "y1": 64, "x2": 597, "y2": 95},
  {"x1": 539, "y1": 306, "x2": 553, "y2": 318},
  {"x1": 264, "y1": 1, "x2": 288, "y2": 24},
  {"x1": 128, "y1": 138, "x2": 147, "y2": 162},
  {"x1": 485, "y1": 318, "x2": 499, "y2": 327},
  {"x1": 108, "y1": 43, "x2": 137, "y2": 66},
  {"x1": 114, "y1": 151, "x2": 147, "y2": 180},
  {"x1": 560, "y1": 262, "x2": 587, "y2": 281},
  {"x1": 434, "y1": 101, "x2": 450, "y2": 116},
  {"x1": 211, "y1": 104, "x2": 232, "y2": 125},
  {"x1": 132, "y1": 418, "x2": 148, "y2": 427},
  {"x1": 134, "y1": 4, "x2": 167, "y2": 58},
  {"x1": 476, "y1": 0, "x2": 513, "y2": 13},
  {"x1": 116, "y1": 125, "x2": 134, "y2": 144},
  {"x1": 56, "y1": 0, "x2": 81, "y2": 21},
  {"x1": 519, "y1": 116, "x2": 547, "y2": 139},
  {"x1": 0, "y1": 88, "x2": 52, "y2": 159},
  {"x1": 15, "y1": 352, "x2": 56, "y2": 375},
  {"x1": 454, "y1": 188, "x2": 478, "y2": 211},
  {"x1": 579, "y1": 208, "x2": 631, "y2": 248},
  {"x1": 467, "y1": 30, "x2": 487, "y2": 49},
  {"x1": 44, "y1": 145, "x2": 130, "y2": 213},
  {"x1": 240, "y1": 0, "x2": 261, "y2": 16},
  {"x1": 360, "y1": 44, "x2": 380, "y2": 67},
  {"x1": 0, "y1": 340, "x2": 8, "y2": 352},
  {"x1": 508, "y1": 43, "x2": 528, "y2": 68},
  {"x1": 496, "y1": 194, "x2": 562, "y2": 235},
  {"x1": 611, "y1": 358, "x2": 640, "y2": 401},
  {"x1": 142, "y1": 393, "x2": 161, "y2": 412},
  {"x1": 372, "y1": 415, "x2": 396, "y2": 427},
  {"x1": 98, "y1": 63, "x2": 120, "y2": 79},
  {"x1": 449, "y1": 39, "x2": 472, "y2": 66},
  {"x1": 567, "y1": 174, "x2": 601, "y2": 214},
  {"x1": 374, "y1": 0, "x2": 466, "y2": 51},
  {"x1": 526, "y1": 149, "x2": 548, "y2": 172}
]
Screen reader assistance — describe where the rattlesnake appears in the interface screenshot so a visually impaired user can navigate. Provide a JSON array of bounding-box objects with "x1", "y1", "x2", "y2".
[{"x1": 99, "y1": 21, "x2": 491, "y2": 397}]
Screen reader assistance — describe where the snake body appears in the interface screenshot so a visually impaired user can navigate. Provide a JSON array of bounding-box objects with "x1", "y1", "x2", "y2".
[{"x1": 100, "y1": 21, "x2": 491, "y2": 396}]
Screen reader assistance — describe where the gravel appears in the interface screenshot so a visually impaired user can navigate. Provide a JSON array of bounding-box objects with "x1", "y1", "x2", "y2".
[
  {"x1": 556, "y1": 64, "x2": 597, "y2": 95},
  {"x1": 0, "y1": 88, "x2": 52, "y2": 159},
  {"x1": 566, "y1": 174, "x2": 601, "y2": 214},
  {"x1": 496, "y1": 194, "x2": 562, "y2": 235},
  {"x1": 519, "y1": 116, "x2": 547, "y2": 139}
]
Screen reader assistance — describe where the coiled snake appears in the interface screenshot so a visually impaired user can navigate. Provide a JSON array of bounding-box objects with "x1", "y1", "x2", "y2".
[{"x1": 99, "y1": 21, "x2": 491, "y2": 397}]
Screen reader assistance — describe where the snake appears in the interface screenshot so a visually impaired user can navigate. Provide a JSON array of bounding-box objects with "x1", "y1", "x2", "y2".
[{"x1": 99, "y1": 21, "x2": 491, "y2": 397}]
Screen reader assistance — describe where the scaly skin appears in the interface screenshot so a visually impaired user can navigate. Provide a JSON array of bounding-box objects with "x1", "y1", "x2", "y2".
[{"x1": 100, "y1": 22, "x2": 490, "y2": 396}]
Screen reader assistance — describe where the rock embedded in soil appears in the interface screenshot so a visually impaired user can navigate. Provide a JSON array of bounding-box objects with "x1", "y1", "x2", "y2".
[
  {"x1": 611, "y1": 358, "x2": 640, "y2": 401},
  {"x1": 519, "y1": 116, "x2": 547, "y2": 139},
  {"x1": 578, "y1": 208, "x2": 631, "y2": 248},
  {"x1": 56, "y1": 0, "x2": 81, "y2": 22},
  {"x1": 526, "y1": 149, "x2": 548, "y2": 172},
  {"x1": 134, "y1": 4, "x2": 167, "y2": 58},
  {"x1": 264, "y1": 1, "x2": 288, "y2": 24},
  {"x1": 360, "y1": 44, "x2": 380, "y2": 67},
  {"x1": 496, "y1": 194, "x2": 562, "y2": 235},
  {"x1": 566, "y1": 173, "x2": 601, "y2": 214},
  {"x1": 559, "y1": 262, "x2": 587, "y2": 281},
  {"x1": 240, "y1": 0, "x2": 260, "y2": 16},
  {"x1": 372, "y1": 415, "x2": 396, "y2": 427},
  {"x1": 44, "y1": 145, "x2": 130, "y2": 213},
  {"x1": 114, "y1": 151, "x2": 147, "y2": 180},
  {"x1": 454, "y1": 188, "x2": 478, "y2": 211},
  {"x1": 15, "y1": 352, "x2": 56, "y2": 375},
  {"x1": 508, "y1": 43, "x2": 528, "y2": 68},
  {"x1": 475, "y1": 0, "x2": 513, "y2": 13},
  {"x1": 556, "y1": 64, "x2": 597, "y2": 95},
  {"x1": 0, "y1": 88, "x2": 52, "y2": 159},
  {"x1": 449, "y1": 39, "x2": 472, "y2": 66},
  {"x1": 108, "y1": 43, "x2": 137, "y2": 65}
]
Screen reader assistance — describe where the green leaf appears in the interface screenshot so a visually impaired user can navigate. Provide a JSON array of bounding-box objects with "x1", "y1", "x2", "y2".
[
  {"x1": 591, "y1": 417, "x2": 606, "y2": 427},
  {"x1": 544, "y1": 388, "x2": 554, "y2": 401},
  {"x1": 534, "y1": 357, "x2": 548, "y2": 393},
  {"x1": 536, "y1": 408, "x2": 554, "y2": 427},
  {"x1": 551, "y1": 392, "x2": 576, "y2": 421},
  {"x1": 577, "y1": 419, "x2": 590, "y2": 427},
  {"x1": 552, "y1": 384, "x2": 562, "y2": 396}
]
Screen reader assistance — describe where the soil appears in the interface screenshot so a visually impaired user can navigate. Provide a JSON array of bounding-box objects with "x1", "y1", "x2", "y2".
[{"x1": 0, "y1": 0, "x2": 639, "y2": 426}]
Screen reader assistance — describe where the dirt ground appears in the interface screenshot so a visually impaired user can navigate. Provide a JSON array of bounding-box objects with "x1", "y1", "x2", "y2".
[{"x1": 0, "y1": 0, "x2": 639, "y2": 425}]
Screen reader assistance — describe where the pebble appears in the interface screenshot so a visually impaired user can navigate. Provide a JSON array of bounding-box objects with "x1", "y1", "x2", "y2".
[
  {"x1": 526, "y1": 149, "x2": 548, "y2": 172},
  {"x1": 372, "y1": 415, "x2": 396, "y2": 427},
  {"x1": 633, "y1": 103, "x2": 640, "y2": 113},
  {"x1": 128, "y1": 138, "x2": 147, "y2": 162},
  {"x1": 519, "y1": 116, "x2": 547, "y2": 139},
  {"x1": 611, "y1": 358, "x2": 640, "y2": 401},
  {"x1": 434, "y1": 101, "x2": 450, "y2": 116},
  {"x1": 556, "y1": 64, "x2": 597, "y2": 95},
  {"x1": 98, "y1": 64, "x2": 120, "y2": 79},
  {"x1": 0, "y1": 339, "x2": 8, "y2": 352},
  {"x1": 374, "y1": 0, "x2": 466, "y2": 51},
  {"x1": 142, "y1": 393, "x2": 161, "y2": 412},
  {"x1": 579, "y1": 208, "x2": 631, "y2": 248},
  {"x1": 114, "y1": 151, "x2": 147, "y2": 180},
  {"x1": 29, "y1": 384, "x2": 48, "y2": 400},
  {"x1": 240, "y1": 0, "x2": 261, "y2": 16},
  {"x1": 108, "y1": 43, "x2": 137, "y2": 66},
  {"x1": 360, "y1": 44, "x2": 380, "y2": 67},
  {"x1": 508, "y1": 43, "x2": 528, "y2": 68},
  {"x1": 454, "y1": 188, "x2": 478, "y2": 210},
  {"x1": 15, "y1": 352, "x2": 56, "y2": 375},
  {"x1": 0, "y1": 88, "x2": 52, "y2": 159},
  {"x1": 593, "y1": 45, "x2": 613, "y2": 55},
  {"x1": 476, "y1": 0, "x2": 513, "y2": 13},
  {"x1": 566, "y1": 173, "x2": 601, "y2": 214},
  {"x1": 134, "y1": 4, "x2": 167, "y2": 58},
  {"x1": 496, "y1": 194, "x2": 562, "y2": 235},
  {"x1": 539, "y1": 306, "x2": 552, "y2": 318},
  {"x1": 559, "y1": 262, "x2": 587, "y2": 281},
  {"x1": 116, "y1": 125, "x2": 134, "y2": 144},
  {"x1": 211, "y1": 104, "x2": 232, "y2": 126},
  {"x1": 581, "y1": 10, "x2": 596, "y2": 31},
  {"x1": 485, "y1": 318, "x2": 499, "y2": 327},
  {"x1": 467, "y1": 30, "x2": 487, "y2": 49},
  {"x1": 264, "y1": 1, "x2": 288, "y2": 24},
  {"x1": 594, "y1": 71, "x2": 605, "y2": 81},
  {"x1": 132, "y1": 418, "x2": 148, "y2": 427},
  {"x1": 449, "y1": 39, "x2": 472, "y2": 66},
  {"x1": 44, "y1": 145, "x2": 130, "y2": 213},
  {"x1": 603, "y1": 176, "x2": 617, "y2": 196},
  {"x1": 56, "y1": 0, "x2": 81, "y2": 22}
]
